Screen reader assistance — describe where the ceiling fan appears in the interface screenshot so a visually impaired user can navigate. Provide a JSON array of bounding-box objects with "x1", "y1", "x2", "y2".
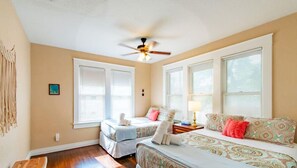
[{"x1": 120, "y1": 38, "x2": 171, "y2": 62}]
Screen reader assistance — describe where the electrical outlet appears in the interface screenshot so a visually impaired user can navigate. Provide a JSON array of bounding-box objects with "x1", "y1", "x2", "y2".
[{"x1": 55, "y1": 133, "x2": 60, "y2": 142}]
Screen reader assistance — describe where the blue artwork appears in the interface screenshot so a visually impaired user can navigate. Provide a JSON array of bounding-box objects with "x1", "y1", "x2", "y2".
[{"x1": 49, "y1": 84, "x2": 60, "y2": 95}]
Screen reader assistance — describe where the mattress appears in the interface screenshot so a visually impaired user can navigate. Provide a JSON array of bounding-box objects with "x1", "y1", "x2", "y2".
[
  {"x1": 136, "y1": 129, "x2": 297, "y2": 168},
  {"x1": 101, "y1": 117, "x2": 161, "y2": 142}
]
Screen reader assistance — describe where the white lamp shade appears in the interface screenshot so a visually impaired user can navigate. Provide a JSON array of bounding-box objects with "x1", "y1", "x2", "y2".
[{"x1": 188, "y1": 101, "x2": 201, "y2": 112}]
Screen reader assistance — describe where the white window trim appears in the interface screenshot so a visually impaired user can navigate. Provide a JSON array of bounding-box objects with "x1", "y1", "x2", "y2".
[
  {"x1": 163, "y1": 34, "x2": 272, "y2": 120},
  {"x1": 73, "y1": 58, "x2": 135, "y2": 129}
]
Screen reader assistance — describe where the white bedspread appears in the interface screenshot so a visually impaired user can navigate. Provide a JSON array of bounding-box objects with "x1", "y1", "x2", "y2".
[
  {"x1": 101, "y1": 119, "x2": 137, "y2": 142},
  {"x1": 101, "y1": 117, "x2": 161, "y2": 142}
]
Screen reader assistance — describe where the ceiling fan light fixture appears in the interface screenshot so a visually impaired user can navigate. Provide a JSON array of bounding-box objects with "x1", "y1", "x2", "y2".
[
  {"x1": 140, "y1": 52, "x2": 147, "y2": 57},
  {"x1": 145, "y1": 55, "x2": 152, "y2": 61},
  {"x1": 137, "y1": 52, "x2": 151, "y2": 62},
  {"x1": 121, "y1": 38, "x2": 170, "y2": 62}
]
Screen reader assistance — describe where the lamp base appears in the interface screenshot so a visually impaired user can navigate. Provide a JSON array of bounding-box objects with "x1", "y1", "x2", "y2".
[
  {"x1": 191, "y1": 123, "x2": 197, "y2": 127},
  {"x1": 192, "y1": 111, "x2": 197, "y2": 127}
]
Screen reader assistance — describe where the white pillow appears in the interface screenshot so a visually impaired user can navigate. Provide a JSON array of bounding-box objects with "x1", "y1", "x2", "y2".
[{"x1": 157, "y1": 107, "x2": 175, "y2": 122}]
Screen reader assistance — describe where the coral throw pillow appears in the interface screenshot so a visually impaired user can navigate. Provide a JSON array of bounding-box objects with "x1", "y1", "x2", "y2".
[
  {"x1": 148, "y1": 110, "x2": 160, "y2": 121},
  {"x1": 222, "y1": 119, "x2": 249, "y2": 139}
]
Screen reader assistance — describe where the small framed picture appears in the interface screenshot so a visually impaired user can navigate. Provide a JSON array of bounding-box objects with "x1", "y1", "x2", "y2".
[{"x1": 49, "y1": 84, "x2": 60, "y2": 95}]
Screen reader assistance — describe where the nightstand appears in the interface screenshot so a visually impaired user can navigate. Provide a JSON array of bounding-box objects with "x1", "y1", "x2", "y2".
[{"x1": 173, "y1": 123, "x2": 204, "y2": 134}]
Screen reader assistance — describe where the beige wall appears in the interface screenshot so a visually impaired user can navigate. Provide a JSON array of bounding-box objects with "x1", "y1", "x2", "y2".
[
  {"x1": 31, "y1": 44, "x2": 151, "y2": 149},
  {"x1": 151, "y1": 12, "x2": 297, "y2": 139},
  {"x1": 0, "y1": 0, "x2": 31, "y2": 167}
]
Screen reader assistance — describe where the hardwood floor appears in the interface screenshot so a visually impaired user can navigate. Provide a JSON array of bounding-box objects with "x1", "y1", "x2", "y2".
[{"x1": 32, "y1": 145, "x2": 136, "y2": 168}]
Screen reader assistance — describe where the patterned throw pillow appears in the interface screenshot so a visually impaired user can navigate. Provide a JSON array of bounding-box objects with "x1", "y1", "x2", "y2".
[
  {"x1": 145, "y1": 106, "x2": 159, "y2": 118},
  {"x1": 205, "y1": 114, "x2": 244, "y2": 132},
  {"x1": 157, "y1": 107, "x2": 175, "y2": 122},
  {"x1": 244, "y1": 117, "x2": 296, "y2": 146}
]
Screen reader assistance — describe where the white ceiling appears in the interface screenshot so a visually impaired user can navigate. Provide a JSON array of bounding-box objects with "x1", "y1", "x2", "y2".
[{"x1": 12, "y1": 0, "x2": 297, "y2": 63}]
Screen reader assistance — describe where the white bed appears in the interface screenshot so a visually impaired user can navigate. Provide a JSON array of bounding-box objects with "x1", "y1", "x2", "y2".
[
  {"x1": 136, "y1": 129, "x2": 297, "y2": 168},
  {"x1": 100, "y1": 131, "x2": 152, "y2": 158},
  {"x1": 99, "y1": 117, "x2": 172, "y2": 158}
]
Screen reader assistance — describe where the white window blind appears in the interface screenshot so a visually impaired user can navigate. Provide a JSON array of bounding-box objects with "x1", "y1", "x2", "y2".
[
  {"x1": 111, "y1": 70, "x2": 133, "y2": 120},
  {"x1": 223, "y1": 49, "x2": 262, "y2": 117},
  {"x1": 79, "y1": 66, "x2": 105, "y2": 123},
  {"x1": 190, "y1": 62, "x2": 213, "y2": 124},
  {"x1": 74, "y1": 58, "x2": 135, "y2": 128},
  {"x1": 166, "y1": 68, "x2": 183, "y2": 120}
]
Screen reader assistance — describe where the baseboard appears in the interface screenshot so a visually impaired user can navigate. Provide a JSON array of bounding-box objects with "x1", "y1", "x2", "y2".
[{"x1": 29, "y1": 139, "x2": 99, "y2": 157}]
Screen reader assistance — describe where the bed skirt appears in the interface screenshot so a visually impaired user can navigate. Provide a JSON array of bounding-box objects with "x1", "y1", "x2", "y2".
[{"x1": 99, "y1": 131, "x2": 152, "y2": 158}]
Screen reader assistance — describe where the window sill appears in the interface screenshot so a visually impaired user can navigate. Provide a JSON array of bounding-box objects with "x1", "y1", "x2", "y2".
[{"x1": 73, "y1": 122, "x2": 100, "y2": 129}]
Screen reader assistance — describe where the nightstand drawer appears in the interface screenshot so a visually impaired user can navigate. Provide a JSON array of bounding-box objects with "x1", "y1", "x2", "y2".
[
  {"x1": 174, "y1": 128, "x2": 188, "y2": 134},
  {"x1": 173, "y1": 123, "x2": 204, "y2": 134}
]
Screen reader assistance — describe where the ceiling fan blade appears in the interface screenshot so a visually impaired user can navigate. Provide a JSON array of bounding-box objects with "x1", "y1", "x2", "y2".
[
  {"x1": 149, "y1": 51, "x2": 171, "y2": 55},
  {"x1": 147, "y1": 41, "x2": 159, "y2": 50},
  {"x1": 121, "y1": 52, "x2": 140, "y2": 56},
  {"x1": 119, "y1": 43, "x2": 138, "y2": 51}
]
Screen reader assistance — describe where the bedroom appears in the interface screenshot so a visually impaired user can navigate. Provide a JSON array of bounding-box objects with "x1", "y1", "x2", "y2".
[{"x1": 1, "y1": 0, "x2": 297, "y2": 167}]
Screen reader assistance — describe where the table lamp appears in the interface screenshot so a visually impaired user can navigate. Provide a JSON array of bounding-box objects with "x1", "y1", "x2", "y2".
[{"x1": 188, "y1": 101, "x2": 201, "y2": 127}]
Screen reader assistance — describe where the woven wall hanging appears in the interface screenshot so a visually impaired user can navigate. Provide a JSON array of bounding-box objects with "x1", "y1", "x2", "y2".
[{"x1": 0, "y1": 41, "x2": 17, "y2": 135}]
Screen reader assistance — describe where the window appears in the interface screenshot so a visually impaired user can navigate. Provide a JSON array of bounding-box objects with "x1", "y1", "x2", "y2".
[
  {"x1": 223, "y1": 49, "x2": 262, "y2": 117},
  {"x1": 74, "y1": 59, "x2": 135, "y2": 128},
  {"x1": 189, "y1": 62, "x2": 213, "y2": 124},
  {"x1": 166, "y1": 68, "x2": 183, "y2": 120},
  {"x1": 110, "y1": 70, "x2": 133, "y2": 119},
  {"x1": 163, "y1": 34, "x2": 272, "y2": 123},
  {"x1": 79, "y1": 66, "x2": 105, "y2": 123}
]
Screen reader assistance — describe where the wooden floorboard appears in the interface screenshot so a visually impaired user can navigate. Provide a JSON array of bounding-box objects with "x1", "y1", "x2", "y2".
[{"x1": 32, "y1": 145, "x2": 136, "y2": 168}]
